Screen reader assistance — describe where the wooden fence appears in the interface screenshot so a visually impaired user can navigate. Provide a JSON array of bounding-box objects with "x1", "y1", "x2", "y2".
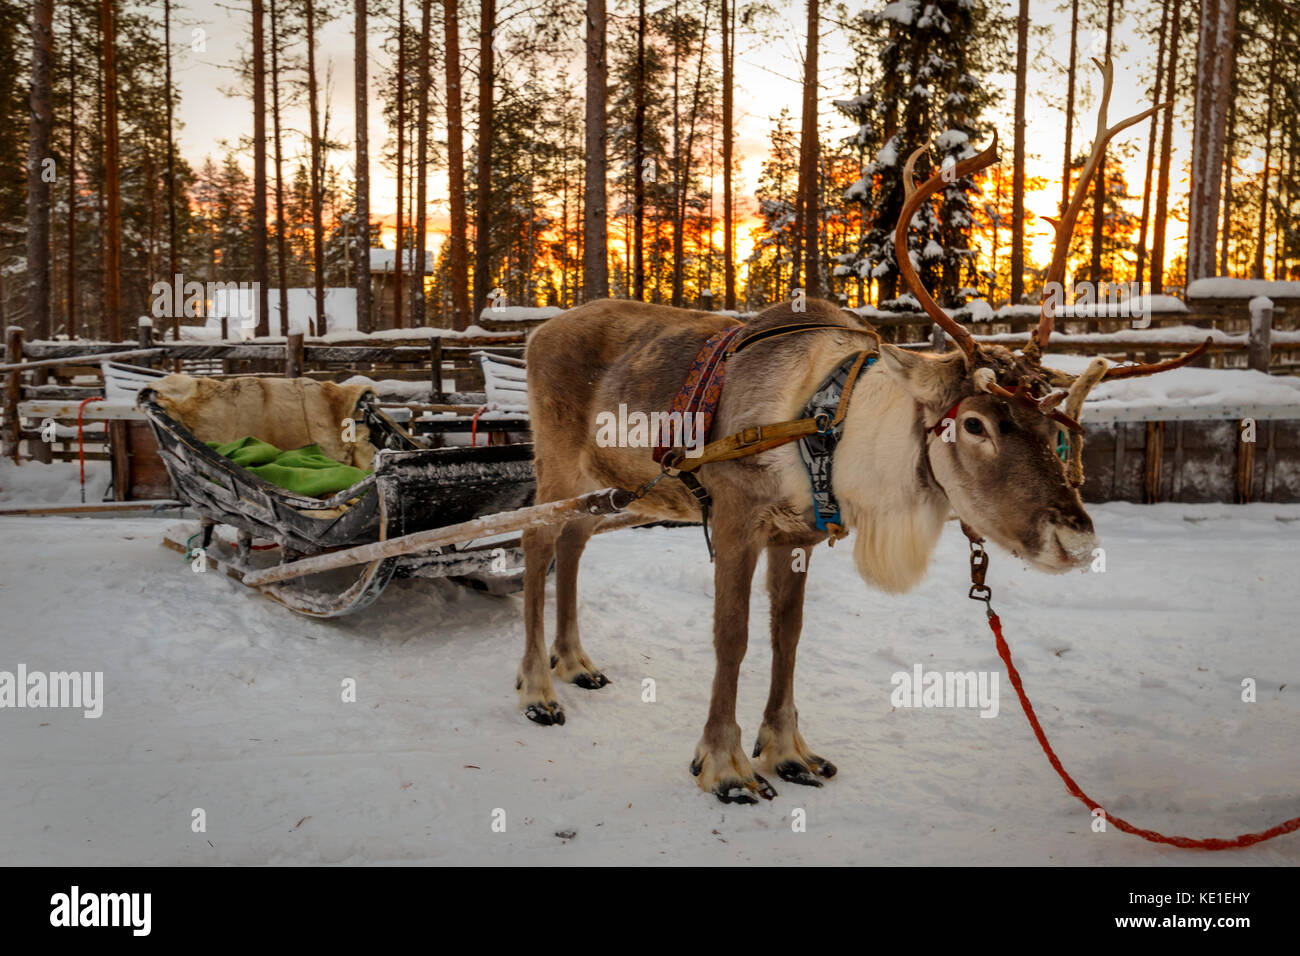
[
  {"x1": 2, "y1": 321, "x2": 524, "y2": 468},
  {"x1": 4, "y1": 301, "x2": 1299, "y2": 505}
]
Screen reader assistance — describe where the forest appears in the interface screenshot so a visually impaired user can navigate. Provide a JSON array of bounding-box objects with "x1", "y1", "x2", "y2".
[{"x1": 0, "y1": 0, "x2": 1291, "y2": 338}]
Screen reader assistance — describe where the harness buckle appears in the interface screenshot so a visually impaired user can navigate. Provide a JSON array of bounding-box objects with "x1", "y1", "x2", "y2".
[{"x1": 736, "y1": 425, "x2": 763, "y2": 448}]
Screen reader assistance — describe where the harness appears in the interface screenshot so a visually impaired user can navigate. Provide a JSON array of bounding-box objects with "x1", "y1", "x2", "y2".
[
  {"x1": 796, "y1": 352, "x2": 877, "y2": 536},
  {"x1": 648, "y1": 320, "x2": 878, "y2": 557}
]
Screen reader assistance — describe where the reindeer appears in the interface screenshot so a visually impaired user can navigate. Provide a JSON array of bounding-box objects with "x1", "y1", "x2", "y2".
[{"x1": 517, "y1": 59, "x2": 1207, "y2": 803}]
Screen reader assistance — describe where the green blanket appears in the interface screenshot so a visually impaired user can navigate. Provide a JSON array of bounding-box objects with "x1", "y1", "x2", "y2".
[{"x1": 207, "y1": 437, "x2": 371, "y2": 497}]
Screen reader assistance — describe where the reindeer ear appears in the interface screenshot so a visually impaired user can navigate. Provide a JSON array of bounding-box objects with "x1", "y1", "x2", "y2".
[{"x1": 877, "y1": 343, "x2": 967, "y2": 412}]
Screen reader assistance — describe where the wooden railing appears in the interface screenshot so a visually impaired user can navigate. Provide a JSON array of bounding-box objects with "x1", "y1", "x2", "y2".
[{"x1": 2, "y1": 321, "x2": 525, "y2": 465}]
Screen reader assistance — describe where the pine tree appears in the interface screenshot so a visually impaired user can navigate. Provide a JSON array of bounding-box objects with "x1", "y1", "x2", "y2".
[
  {"x1": 840, "y1": 0, "x2": 1002, "y2": 308},
  {"x1": 746, "y1": 108, "x2": 798, "y2": 308}
]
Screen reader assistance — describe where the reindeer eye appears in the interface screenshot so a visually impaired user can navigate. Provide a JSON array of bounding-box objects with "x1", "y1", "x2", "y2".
[{"x1": 963, "y1": 417, "x2": 984, "y2": 436}]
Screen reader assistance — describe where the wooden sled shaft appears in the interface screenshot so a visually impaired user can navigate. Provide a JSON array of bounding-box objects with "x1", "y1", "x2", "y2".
[{"x1": 241, "y1": 487, "x2": 636, "y2": 587}]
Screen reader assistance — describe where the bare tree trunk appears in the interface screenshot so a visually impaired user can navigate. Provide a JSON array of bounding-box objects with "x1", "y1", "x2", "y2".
[
  {"x1": 991, "y1": 164, "x2": 1001, "y2": 303},
  {"x1": 1187, "y1": 0, "x2": 1236, "y2": 282},
  {"x1": 272, "y1": 0, "x2": 290, "y2": 335},
  {"x1": 721, "y1": 0, "x2": 734, "y2": 310},
  {"x1": 163, "y1": 0, "x2": 177, "y2": 339},
  {"x1": 796, "y1": 0, "x2": 819, "y2": 298},
  {"x1": 1136, "y1": 0, "x2": 1170, "y2": 288},
  {"x1": 1219, "y1": 75, "x2": 1236, "y2": 276},
  {"x1": 632, "y1": 0, "x2": 646, "y2": 301},
  {"x1": 1151, "y1": 0, "x2": 1182, "y2": 292},
  {"x1": 560, "y1": 127, "x2": 569, "y2": 306},
  {"x1": 583, "y1": 0, "x2": 608, "y2": 301},
  {"x1": 95, "y1": 30, "x2": 103, "y2": 337},
  {"x1": 1276, "y1": 99, "x2": 1291, "y2": 280},
  {"x1": 1090, "y1": 0, "x2": 1115, "y2": 288},
  {"x1": 67, "y1": 4, "x2": 78, "y2": 338},
  {"x1": 252, "y1": 0, "x2": 269, "y2": 335},
  {"x1": 305, "y1": 0, "x2": 326, "y2": 333},
  {"x1": 673, "y1": 5, "x2": 710, "y2": 306},
  {"x1": 101, "y1": 0, "x2": 121, "y2": 341},
  {"x1": 1061, "y1": 0, "x2": 1078, "y2": 219},
  {"x1": 1010, "y1": 0, "x2": 1028, "y2": 304},
  {"x1": 1253, "y1": 12, "x2": 1279, "y2": 279},
  {"x1": 394, "y1": 0, "x2": 406, "y2": 330},
  {"x1": 473, "y1": 0, "x2": 495, "y2": 317},
  {"x1": 354, "y1": 0, "x2": 372, "y2": 333},
  {"x1": 443, "y1": 0, "x2": 469, "y2": 328},
  {"x1": 27, "y1": 0, "x2": 53, "y2": 340},
  {"x1": 413, "y1": 0, "x2": 432, "y2": 326},
  {"x1": 668, "y1": 0, "x2": 687, "y2": 304}
]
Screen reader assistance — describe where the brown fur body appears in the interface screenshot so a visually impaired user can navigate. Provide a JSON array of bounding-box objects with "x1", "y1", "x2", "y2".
[{"x1": 520, "y1": 297, "x2": 1097, "y2": 803}]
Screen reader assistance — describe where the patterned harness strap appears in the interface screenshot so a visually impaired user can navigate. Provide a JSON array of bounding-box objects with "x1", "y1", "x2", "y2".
[
  {"x1": 796, "y1": 351, "x2": 877, "y2": 539},
  {"x1": 649, "y1": 319, "x2": 879, "y2": 557}
]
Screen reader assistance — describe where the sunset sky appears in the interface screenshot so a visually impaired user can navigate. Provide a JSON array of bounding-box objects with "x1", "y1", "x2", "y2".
[{"x1": 170, "y1": 1, "x2": 1228, "y2": 271}]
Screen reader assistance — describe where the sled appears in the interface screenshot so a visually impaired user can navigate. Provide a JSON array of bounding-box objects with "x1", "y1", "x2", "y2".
[{"x1": 140, "y1": 375, "x2": 545, "y2": 617}]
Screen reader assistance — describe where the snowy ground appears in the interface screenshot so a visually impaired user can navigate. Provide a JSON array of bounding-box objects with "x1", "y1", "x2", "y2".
[{"x1": 0, "y1": 502, "x2": 1297, "y2": 866}]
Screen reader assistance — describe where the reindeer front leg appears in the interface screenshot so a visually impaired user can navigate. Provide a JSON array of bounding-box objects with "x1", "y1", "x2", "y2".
[
  {"x1": 750, "y1": 541, "x2": 838, "y2": 787},
  {"x1": 518, "y1": 523, "x2": 565, "y2": 725},
  {"x1": 689, "y1": 511, "x2": 776, "y2": 804}
]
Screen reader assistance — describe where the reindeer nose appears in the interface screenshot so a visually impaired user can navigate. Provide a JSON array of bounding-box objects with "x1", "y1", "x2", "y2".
[
  {"x1": 1047, "y1": 505, "x2": 1094, "y2": 535},
  {"x1": 1064, "y1": 509, "x2": 1094, "y2": 535}
]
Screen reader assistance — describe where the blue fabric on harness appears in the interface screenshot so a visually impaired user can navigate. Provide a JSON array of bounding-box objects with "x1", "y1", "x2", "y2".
[{"x1": 797, "y1": 353, "x2": 877, "y2": 532}]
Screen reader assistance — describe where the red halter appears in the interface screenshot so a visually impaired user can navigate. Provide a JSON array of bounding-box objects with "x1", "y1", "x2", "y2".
[{"x1": 930, "y1": 400, "x2": 962, "y2": 437}]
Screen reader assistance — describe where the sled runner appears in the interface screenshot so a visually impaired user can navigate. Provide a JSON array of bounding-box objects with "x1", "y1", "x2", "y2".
[{"x1": 140, "y1": 374, "x2": 541, "y2": 617}]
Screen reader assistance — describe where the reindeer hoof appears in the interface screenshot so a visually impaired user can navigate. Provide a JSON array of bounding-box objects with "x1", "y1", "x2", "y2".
[
  {"x1": 712, "y1": 773, "x2": 777, "y2": 804},
  {"x1": 752, "y1": 729, "x2": 838, "y2": 784},
  {"x1": 549, "y1": 648, "x2": 609, "y2": 689},
  {"x1": 525, "y1": 701, "x2": 566, "y2": 726},
  {"x1": 692, "y1": 756, "x2": 777, "y2": 804},
  {"x1": 775, "y1": 760, "x2": 824, "y2": 787}
]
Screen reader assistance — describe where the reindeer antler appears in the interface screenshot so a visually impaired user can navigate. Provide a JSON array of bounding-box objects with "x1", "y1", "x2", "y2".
[
  {"x1": 886, "y1": 61, "x2": 1208, "y2": 458},
  {"x1": 1028, "y1": 57, "x2": 1169, "y2": 359},
  {"x1": 1098, "y1": 337, "x2": 1212, "y2": 379},
  {"x1": 973, "y1": 369, "x2": 1084, "y2": 433},
  {"x1": 893, "y1": 131, "x2": 1000, "y2": 359}
]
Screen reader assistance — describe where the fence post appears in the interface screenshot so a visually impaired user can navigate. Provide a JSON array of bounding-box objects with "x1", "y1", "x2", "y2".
[
  {"x1": 929, "y1": 322, "x2": 948, "y2": 353},
  {"x1": 1248, "y1": 296, "x2": 1273, "y2": 374},
  {"x1": 429, "y1": 338, "x2": 444, "y2": 403},
  {"x1": 137, "y1": 316, "x2": 154, "y2": 368},
  {"x1": 285, "y1": 332, "x2": 305, "y2": 379},
  {"x1": 3, "y1": 326, "x2": 23, "y2": 464},
  {"x1": 31, "y1": 366, "x2": 52, "y2": 463}
]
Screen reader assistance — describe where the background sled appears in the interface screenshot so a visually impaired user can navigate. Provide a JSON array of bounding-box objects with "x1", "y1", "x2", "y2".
[{"x1": 141, "y1": 377, "x2": 537, "y2": 617}]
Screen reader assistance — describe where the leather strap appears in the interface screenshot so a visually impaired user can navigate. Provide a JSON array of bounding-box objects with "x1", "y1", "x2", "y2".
[
  {"x1": 727, "y1": 321, "x2": 876, "y2": 357},
  {"x1": 666, "y1": 349, "x2": 877, "y2": 475}
]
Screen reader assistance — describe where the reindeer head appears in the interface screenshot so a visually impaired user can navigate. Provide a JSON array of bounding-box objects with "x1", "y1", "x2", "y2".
[{"x1": 882, "y1": 57, "x2": 1208, "y2": 573}]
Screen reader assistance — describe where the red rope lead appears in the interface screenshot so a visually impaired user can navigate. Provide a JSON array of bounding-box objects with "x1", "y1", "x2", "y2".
[
  {"x1": 76, "y1": 397, "x2": 103, "y2": 504},
  {"x1": 989, "y1": 612, "x2": 1300, "y2": 850},
  {"x1": 469, "y1": 404, "x2": 488, "y2": 448}
]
